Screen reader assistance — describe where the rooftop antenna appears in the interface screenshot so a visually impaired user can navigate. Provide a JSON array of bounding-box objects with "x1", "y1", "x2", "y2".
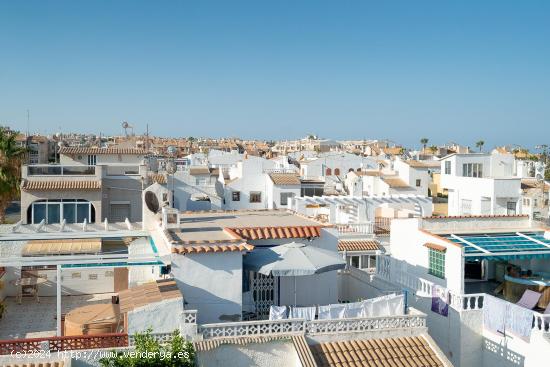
[{"x1": 122, "y1": 121, "x2": 134, "y2": 137}]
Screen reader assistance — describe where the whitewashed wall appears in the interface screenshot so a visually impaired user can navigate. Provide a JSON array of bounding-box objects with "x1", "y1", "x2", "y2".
[
  {"x1": 171, "y1": 251, "x2": 243, "y2": 324},
  {"x1": 127, "y1": 297, "x2": 183, "y2": 334}
]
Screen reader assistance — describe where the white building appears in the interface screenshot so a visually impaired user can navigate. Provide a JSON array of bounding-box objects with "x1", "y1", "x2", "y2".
[{"x1": 440, "y1": 152, "x2": 524, "y2": 216}]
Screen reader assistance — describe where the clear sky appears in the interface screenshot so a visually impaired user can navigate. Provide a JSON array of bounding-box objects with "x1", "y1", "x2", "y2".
[{"x1": 1, "y1": 0, "x2": 549, "y2": 150}]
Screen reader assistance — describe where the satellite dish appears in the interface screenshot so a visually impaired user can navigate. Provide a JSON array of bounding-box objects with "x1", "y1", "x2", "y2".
[
  {"x1": 122, "y1": 121, "x2": 129, "y2": 129},
  {"x1": 145, "y1": 191, "x2": 160, "y2": 213}
]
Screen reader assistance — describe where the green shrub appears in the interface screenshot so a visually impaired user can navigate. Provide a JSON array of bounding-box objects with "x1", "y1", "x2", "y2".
[{"x1": 100, "y1": 329, "x2": 195, "y2": 367}]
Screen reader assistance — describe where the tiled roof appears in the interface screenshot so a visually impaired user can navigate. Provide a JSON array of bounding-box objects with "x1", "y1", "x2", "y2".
[
  {"x1": 226, "y1": 226, "x2": 322, "y2": 240},
  {"x1": 293, "y1": 335, "x2": 318, "y2": 367},
  {"x1": 521, "y1": 179, "x2": 549, "y2": 192},
  {"x1": 338, "y1": 240, "x2": 381, "y2": 252},
  {"x1": 118, "y1": 279, "x2": 182, "y2": 313},
  {"x1": 22, "y1": 180, "x2": 101, "y2": 190},
  {"x1": 269, "y1": 173, "x2": 301, "y2": 185},
  {"x1": 310, "y1": 336, "x2": 444, "y2": 367},
  {"x1": 381, "y1": 176, "x2": 410, "y2": 188},
  {"x1": 424, "y1": 242, "x2": 447, "y2": 252},
  {"x1": 355, "y1": 171, "x2": 382, "y2": 176},
  {"x1": 423, "y1": 214, "x2": 529, "y2": 219},
  {"x1": 59, "y1": 147, "x2": 146, "y2": 155},
  {"x1": 172, "y1": 242, "x2": 254, "y2": 254},
  {"x1": 407, "y1": 160, "x2": 441, "y2": 168},
  {"x1": 189, "y1": 167, "x2": 211, "y2": 175}
]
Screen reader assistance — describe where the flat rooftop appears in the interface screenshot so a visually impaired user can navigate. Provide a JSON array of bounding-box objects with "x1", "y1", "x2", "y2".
[{"x1": 176, "y1": 210, "x2": 323, "y2": 242}]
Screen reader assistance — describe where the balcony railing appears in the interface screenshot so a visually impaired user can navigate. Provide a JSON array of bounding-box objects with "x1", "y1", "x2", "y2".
[
  {"x1": 27, "y1": 165, "x2": 96, "y2": 176},
  {"x1": 198, "y1": 312, "x2": 426, "y2": 340},
  {"x1": 0, "y1": 333, "x2": 128, "y2": 355},
  {"x1": 336, "y1": 222, "x2": 374, "y2": 236}
]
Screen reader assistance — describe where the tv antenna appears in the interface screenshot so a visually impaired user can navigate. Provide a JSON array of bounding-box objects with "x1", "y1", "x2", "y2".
[{"x1": 122, "y1": 121, "x2": 134, "y2": 137}]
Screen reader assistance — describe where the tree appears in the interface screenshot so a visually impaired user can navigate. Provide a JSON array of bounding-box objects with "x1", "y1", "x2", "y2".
[
  {"x1": 420, "y1": 138, "x2": 429, "y2": 151},
  {"x1": 475, "y1": 140, "x2": 485, "y2": 152},
  {"x1": 428, "y1": 146, "x2": 438, "y2": 156},
  {"x1": 0, "y1": 129, "x2": 27, "y2": 223},
  {"x1": 100, "y1": 329, "x2": 195, "y2": 367}
]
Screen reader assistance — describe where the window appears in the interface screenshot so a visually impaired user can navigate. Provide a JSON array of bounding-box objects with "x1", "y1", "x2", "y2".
[
  {"x1": 250, "y1": 191, "x2": 262, "y2": 203},
  {"x1": 334, "y1": 168, "x2": 340, "y2": 176},
  {"x1": 87, "y1": 154, "x2": 97, "y2": 166},
  {"x1": 232, "y1": 191, "x2": 241, "y2": 201},
  {"x1": 301, "y1": 187, "x2": 324, "y2": 197},
  {"x1": 325, "y1": 168, "x2": 332, "y2": 176},
  {"x1": 280, "y1": 192, "x2": 295, "y2": 206},
  {"x1": 462, "y1": 163, "x2": 483, "y2": 177},
  {"x1": 350, "y1": 256, "x2": 360, "y2": 268},
  {"x1": 444, "y1": 161, "x2": 451, "y2": 175},
  {"x1": 416, "y1": 179, "x2": 421, "y2": 187},
  {"x1": 88, "y1": 274, "x2": 98, "y2": 280},
  {"x1": 29, "y1": 199, "x2": 95, "y2": 224},
  {"x1": 429, "y1": 249, "x2": 445, "y2": 278},
  {"x1": 507, "y1": 201, "x2": 516, "y2": 215}
]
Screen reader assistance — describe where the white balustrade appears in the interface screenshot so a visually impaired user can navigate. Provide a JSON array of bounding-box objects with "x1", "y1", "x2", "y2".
[
  {"x1": 183, "y1": 310, "x2": 198, "y2": 324},
  {"x1": 199, "y1": 319, "x2": 305, "y2": 339},
  {"x1": 336, "y1": 222, "x2": 374, "y2": 236},
  {"x1": 532, "y1": 312, "x2": 550, "y2": 333}
]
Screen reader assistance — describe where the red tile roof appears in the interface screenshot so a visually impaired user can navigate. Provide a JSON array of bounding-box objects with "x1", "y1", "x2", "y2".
[
  {"x1": 172, "y1": 242, "x2": 254, "y2": 254},
  {"x1": 226, "y1": 226, "x2": 322, "y2": 240},
  {"x1": 21, "y1": 180, "x2": 101, "y2": 190},
  {"x1": 59, "y1": 147, "x2": 146, "y2": 155},
  {"x1": 310, "y1": 336, "x2": 444, "y2": 367},
  {"x1": 338, "y1": 240, "x2": 381, "y2": 252},
  {"x1": 269, "y1": 173, "x2": 301, "y2": 185},
  {"x1": 424, "y1": 242, "x2": 447, "y2": 252}
]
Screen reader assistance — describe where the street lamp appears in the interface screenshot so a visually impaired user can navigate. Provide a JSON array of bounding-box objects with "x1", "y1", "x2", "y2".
[{"x1": 167, "y1": 146, "x2": 177, "y2": 208}]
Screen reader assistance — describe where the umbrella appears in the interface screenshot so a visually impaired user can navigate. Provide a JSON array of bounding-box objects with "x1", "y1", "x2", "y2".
[{"x1": 243, "y1": 242, "x2": 346, "y2": 305}]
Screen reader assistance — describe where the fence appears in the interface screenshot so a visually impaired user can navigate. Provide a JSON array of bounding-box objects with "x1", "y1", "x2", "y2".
[{"x1": 0, "y1": 333, "x2": 128, "y2": 355}]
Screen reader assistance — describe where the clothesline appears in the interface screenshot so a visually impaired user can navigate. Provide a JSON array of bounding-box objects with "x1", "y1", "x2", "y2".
[{"x1": 269, "y1": 293, "x2": 405, "y2": 321}]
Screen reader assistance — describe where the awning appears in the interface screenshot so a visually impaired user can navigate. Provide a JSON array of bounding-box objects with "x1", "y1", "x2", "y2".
[
  {"x1": 22, "y1": 238, "x2": 102, "y2": 256},
  {"x1": 243, "y1": 242, "x2": 345, "y2": 277}
]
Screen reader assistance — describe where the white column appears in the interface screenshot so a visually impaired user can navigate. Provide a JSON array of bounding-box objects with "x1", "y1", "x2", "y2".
[{"x1": 56, "y1": 264, "x2": 62, "y2": 336}]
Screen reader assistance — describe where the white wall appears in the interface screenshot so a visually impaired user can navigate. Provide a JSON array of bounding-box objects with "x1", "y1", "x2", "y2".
[
  {"x1": 127, "y1": 297, "x2": 184, "y2": 334},
  {"x1": 171, "y1": 251, "x2": 243, "y2": 324},
  {"x1": 196, "y1": 340, "x2": 301, "y2": 367},
  {"x1": 390, "y1": 218, "x2": 465, "y2": 293}
]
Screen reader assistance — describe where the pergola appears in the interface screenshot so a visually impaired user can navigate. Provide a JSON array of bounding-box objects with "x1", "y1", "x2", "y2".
[
  {"x1": 0, "y1": 221, "x2": 162, "y2": 336},
  {"x1": 442, "y1": 231, "x2": 550, "y2": 260},
  {"x1": 290, "y1": 194, "x2": 433, "y2": 223}
]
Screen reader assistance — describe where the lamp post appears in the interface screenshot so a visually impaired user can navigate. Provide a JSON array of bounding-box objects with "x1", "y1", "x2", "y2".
[{"x1": 167, "y1": 146, "x2": 177, "y2": 208}]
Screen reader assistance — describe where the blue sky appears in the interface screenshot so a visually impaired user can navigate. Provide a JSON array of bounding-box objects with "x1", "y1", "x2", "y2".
[{"x1": 1, "y1": 0, "x2": 549, "y2": 149}]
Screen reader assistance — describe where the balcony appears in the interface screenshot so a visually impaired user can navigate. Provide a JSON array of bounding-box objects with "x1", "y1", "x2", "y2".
[{"x1": 26, "y1": 165, "x2": 96, "y2": 176}]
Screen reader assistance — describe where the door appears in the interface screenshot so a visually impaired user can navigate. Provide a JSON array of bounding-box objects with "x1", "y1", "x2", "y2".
[
  {"x1": 110, "y1": 203, "x2": 131, "y2": 222},
  {"x1": 114, "y1": 267, "x2": 129, "y2": 292},
  {"x1": 250, "y1": 271, "x2": 278, "y2": 318}
]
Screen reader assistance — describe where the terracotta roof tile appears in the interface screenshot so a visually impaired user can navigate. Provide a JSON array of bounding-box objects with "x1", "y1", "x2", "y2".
[
  {"x1": 118, "y1": 279, "x2": 182, "y2": 313},
  {"x1": 311, "y1": 336, "x2": 444, "y2": 367},
  {"x1": 189, "y1": 167, "x2": 210, "y2": 175},
  {"x1": 228, "y1": 226, "x2": 322, "y2": 240},
  {"x1": 172, "y1": 242, "x2": 254, "y2": 254},
  {"x1": 269, "y1": 173, "x2": 301, "y2": 185},
  {"x1": 338, "y1": 240, "x2": 381, "y2": 252},
  {"x1": 423, "y1": 243, "x2": 447, "y2": 252},
  {"x1": 22, "y1": 180, "x2": 101, "y2": 190},
  {"x1": 381, "y1": 176, "x2": 410, "y2": 188},
  {"x1": 59, "y1": 147, "x2": 146, "y2": 155},
  {"x1": 149, "y1": 173, "x2": 167, "y2": 184}
]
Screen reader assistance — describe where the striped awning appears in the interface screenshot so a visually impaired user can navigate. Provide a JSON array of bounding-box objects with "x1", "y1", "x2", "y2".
[
  {"x1": 338, "y1": 240, "x2": 381, "y2": 252},
  {"x1": 22, "y1": 238, "x2": 102, "y2": 256},
  {"x1": 22, "y1": 180, "x2": 101, "y2": 190}
]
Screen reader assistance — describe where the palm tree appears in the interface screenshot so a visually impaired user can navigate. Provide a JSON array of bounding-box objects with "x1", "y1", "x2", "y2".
[
  {"x1": 0, "y1": 128, "x2": 27, "y2": 223},
  {"x1": 429, "y1": 145, "x2": 438, "y2": 156},
  {"x1": 475, "y1": 140, "x2": 485, "y2": 152},
  {"x1": 420, "y1": 138, "x2": 429, "y2": 152}
]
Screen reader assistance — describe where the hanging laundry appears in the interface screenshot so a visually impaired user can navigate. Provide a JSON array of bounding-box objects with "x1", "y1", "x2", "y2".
[
  {"x1": 290, "y1": 306, "x2": 316, "y2": 321},
  {"x1": 269, "y1": 305, "x2": 288, "y2": 320},
  {"x1": 431, "y1": 285, "x2": 449, "y2": 317}
]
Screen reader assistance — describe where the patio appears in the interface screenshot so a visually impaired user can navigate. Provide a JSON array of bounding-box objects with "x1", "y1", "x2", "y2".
[{"x1": 0, "y1": 293, "x2": 115, "y2": 339}]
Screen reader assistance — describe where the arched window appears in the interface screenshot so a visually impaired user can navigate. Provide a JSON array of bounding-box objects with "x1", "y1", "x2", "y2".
[
  {"x1": 334, "y1": 168, "x2": 341, "y2": 176},
  {"x1": 27, "y1": 199, "x2": 95, "y2": 224},
  {"x1": 326, "y1": 168, "x2": 332, "y2": 176},
  {"x1": 356, "y1": 168, "x2": 362, "y2": 172},
  {"x1": 349, "y1": 168, "x2": 354, "y2": 172}
]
